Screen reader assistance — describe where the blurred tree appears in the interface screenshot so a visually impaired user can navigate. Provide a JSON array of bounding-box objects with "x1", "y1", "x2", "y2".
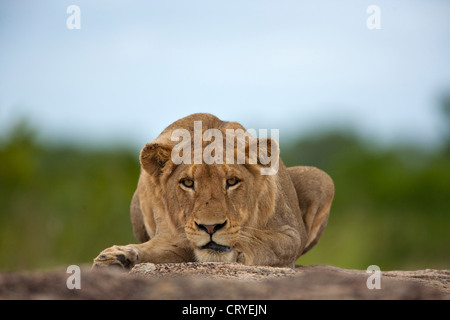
[
  {"x1": 441, "y1": 93, "x2": 450, "y2": 151},
  {"x1": 0, "y1": 123, "x2": 140, "y2": 270}
]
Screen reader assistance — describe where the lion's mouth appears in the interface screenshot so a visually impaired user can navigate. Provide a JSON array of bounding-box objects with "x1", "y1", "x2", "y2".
[{"x1": 199, "y1": 241, "x2": 233, "y2": 252}]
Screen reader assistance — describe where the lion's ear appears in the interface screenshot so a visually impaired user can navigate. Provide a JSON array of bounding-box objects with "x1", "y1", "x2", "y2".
[{"x1": 140, "y1": 143, "x2": 173, "y2": 176}]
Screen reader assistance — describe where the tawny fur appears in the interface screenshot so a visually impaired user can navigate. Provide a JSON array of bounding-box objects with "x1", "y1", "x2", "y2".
[{"x1": 93, "y1": 113, "x2": 334, "y2": 269}]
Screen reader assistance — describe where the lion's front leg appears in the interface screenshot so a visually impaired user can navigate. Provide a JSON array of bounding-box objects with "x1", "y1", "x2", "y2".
[
  {"x1": 235, "y1": 225, "x2": 302, "y2": 268},
  {"x1": 93, "y1": 237, "x2": 194, "y2": 270}
]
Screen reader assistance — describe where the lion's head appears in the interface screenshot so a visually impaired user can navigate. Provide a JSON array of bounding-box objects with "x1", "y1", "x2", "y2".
[{"x1": 139, "y1": 113, "x2": 280, "y2": 262}]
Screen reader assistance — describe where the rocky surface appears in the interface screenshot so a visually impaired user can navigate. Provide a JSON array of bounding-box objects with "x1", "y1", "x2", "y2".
[
  {"x1": 0, "y1": 263, "x2": 448, "y2": 300},
  {"x1": 131, "y1": 262, "x2": 298, "y2": 280}
]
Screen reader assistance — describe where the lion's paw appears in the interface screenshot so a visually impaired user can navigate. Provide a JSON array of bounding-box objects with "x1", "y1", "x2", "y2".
[{"x1": 93, "y1": 245, "x2": 139, "y2": 270}]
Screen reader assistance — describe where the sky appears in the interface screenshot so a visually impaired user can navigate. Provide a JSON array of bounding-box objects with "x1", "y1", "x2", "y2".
[{"x1": 1, "y1": 0, "x2": 450, "y2": 148}]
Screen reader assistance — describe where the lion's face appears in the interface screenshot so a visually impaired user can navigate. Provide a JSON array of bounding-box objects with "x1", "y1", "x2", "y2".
[
  {"x1": 139, "y1": 119, "x2": 279, "y2": 263},
  {"x1": 165, "y1": 162, "x2": 267, "y2": 262}
]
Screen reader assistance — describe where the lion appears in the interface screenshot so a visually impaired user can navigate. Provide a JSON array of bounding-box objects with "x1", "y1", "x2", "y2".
[{"x1": 93, "y1": 113, "x2": 334, "y2": 269}]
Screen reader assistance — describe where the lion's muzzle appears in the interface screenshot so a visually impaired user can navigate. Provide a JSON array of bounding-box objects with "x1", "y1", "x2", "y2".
[{"x1": 195, "y1": 220, "x2": 233, "y2": 252}]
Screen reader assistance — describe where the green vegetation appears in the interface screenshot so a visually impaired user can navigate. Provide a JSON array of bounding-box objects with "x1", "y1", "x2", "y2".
[
  {"x1": 0, "y1": 122, "x2": 140, "y2": 270},
  {"x1": 1, "y1": 114, "x2": 449, "y2": 271}
]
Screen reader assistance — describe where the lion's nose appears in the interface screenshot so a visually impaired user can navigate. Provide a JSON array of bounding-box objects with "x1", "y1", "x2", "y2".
[{"x1": 195, "y1": 220, "x2": 227, "y2": 235}]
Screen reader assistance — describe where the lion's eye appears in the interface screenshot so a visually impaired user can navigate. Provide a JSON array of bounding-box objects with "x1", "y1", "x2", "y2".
[
  {"x1": 226, "y1": 177, "x2": 240, "y2": 189},
  {"x1": 181, "y1": 179, "x2": 194, "y2": 189}
]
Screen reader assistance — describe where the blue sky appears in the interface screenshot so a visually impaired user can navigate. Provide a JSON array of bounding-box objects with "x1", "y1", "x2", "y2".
[{"x1": 1, "y1": 0, "x2": 450, "y2": 148}]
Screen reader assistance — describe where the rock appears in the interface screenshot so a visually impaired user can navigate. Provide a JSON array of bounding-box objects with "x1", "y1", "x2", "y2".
[
  {"x1": 0, "y1": 263, "x2": 448, "y2": 300},
  {"x1": 382, "y1": 268, "x2": 450, "y2": 294},
  {"x1": 130, "y1": 262, "x2": 297, "y2": 281}
]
